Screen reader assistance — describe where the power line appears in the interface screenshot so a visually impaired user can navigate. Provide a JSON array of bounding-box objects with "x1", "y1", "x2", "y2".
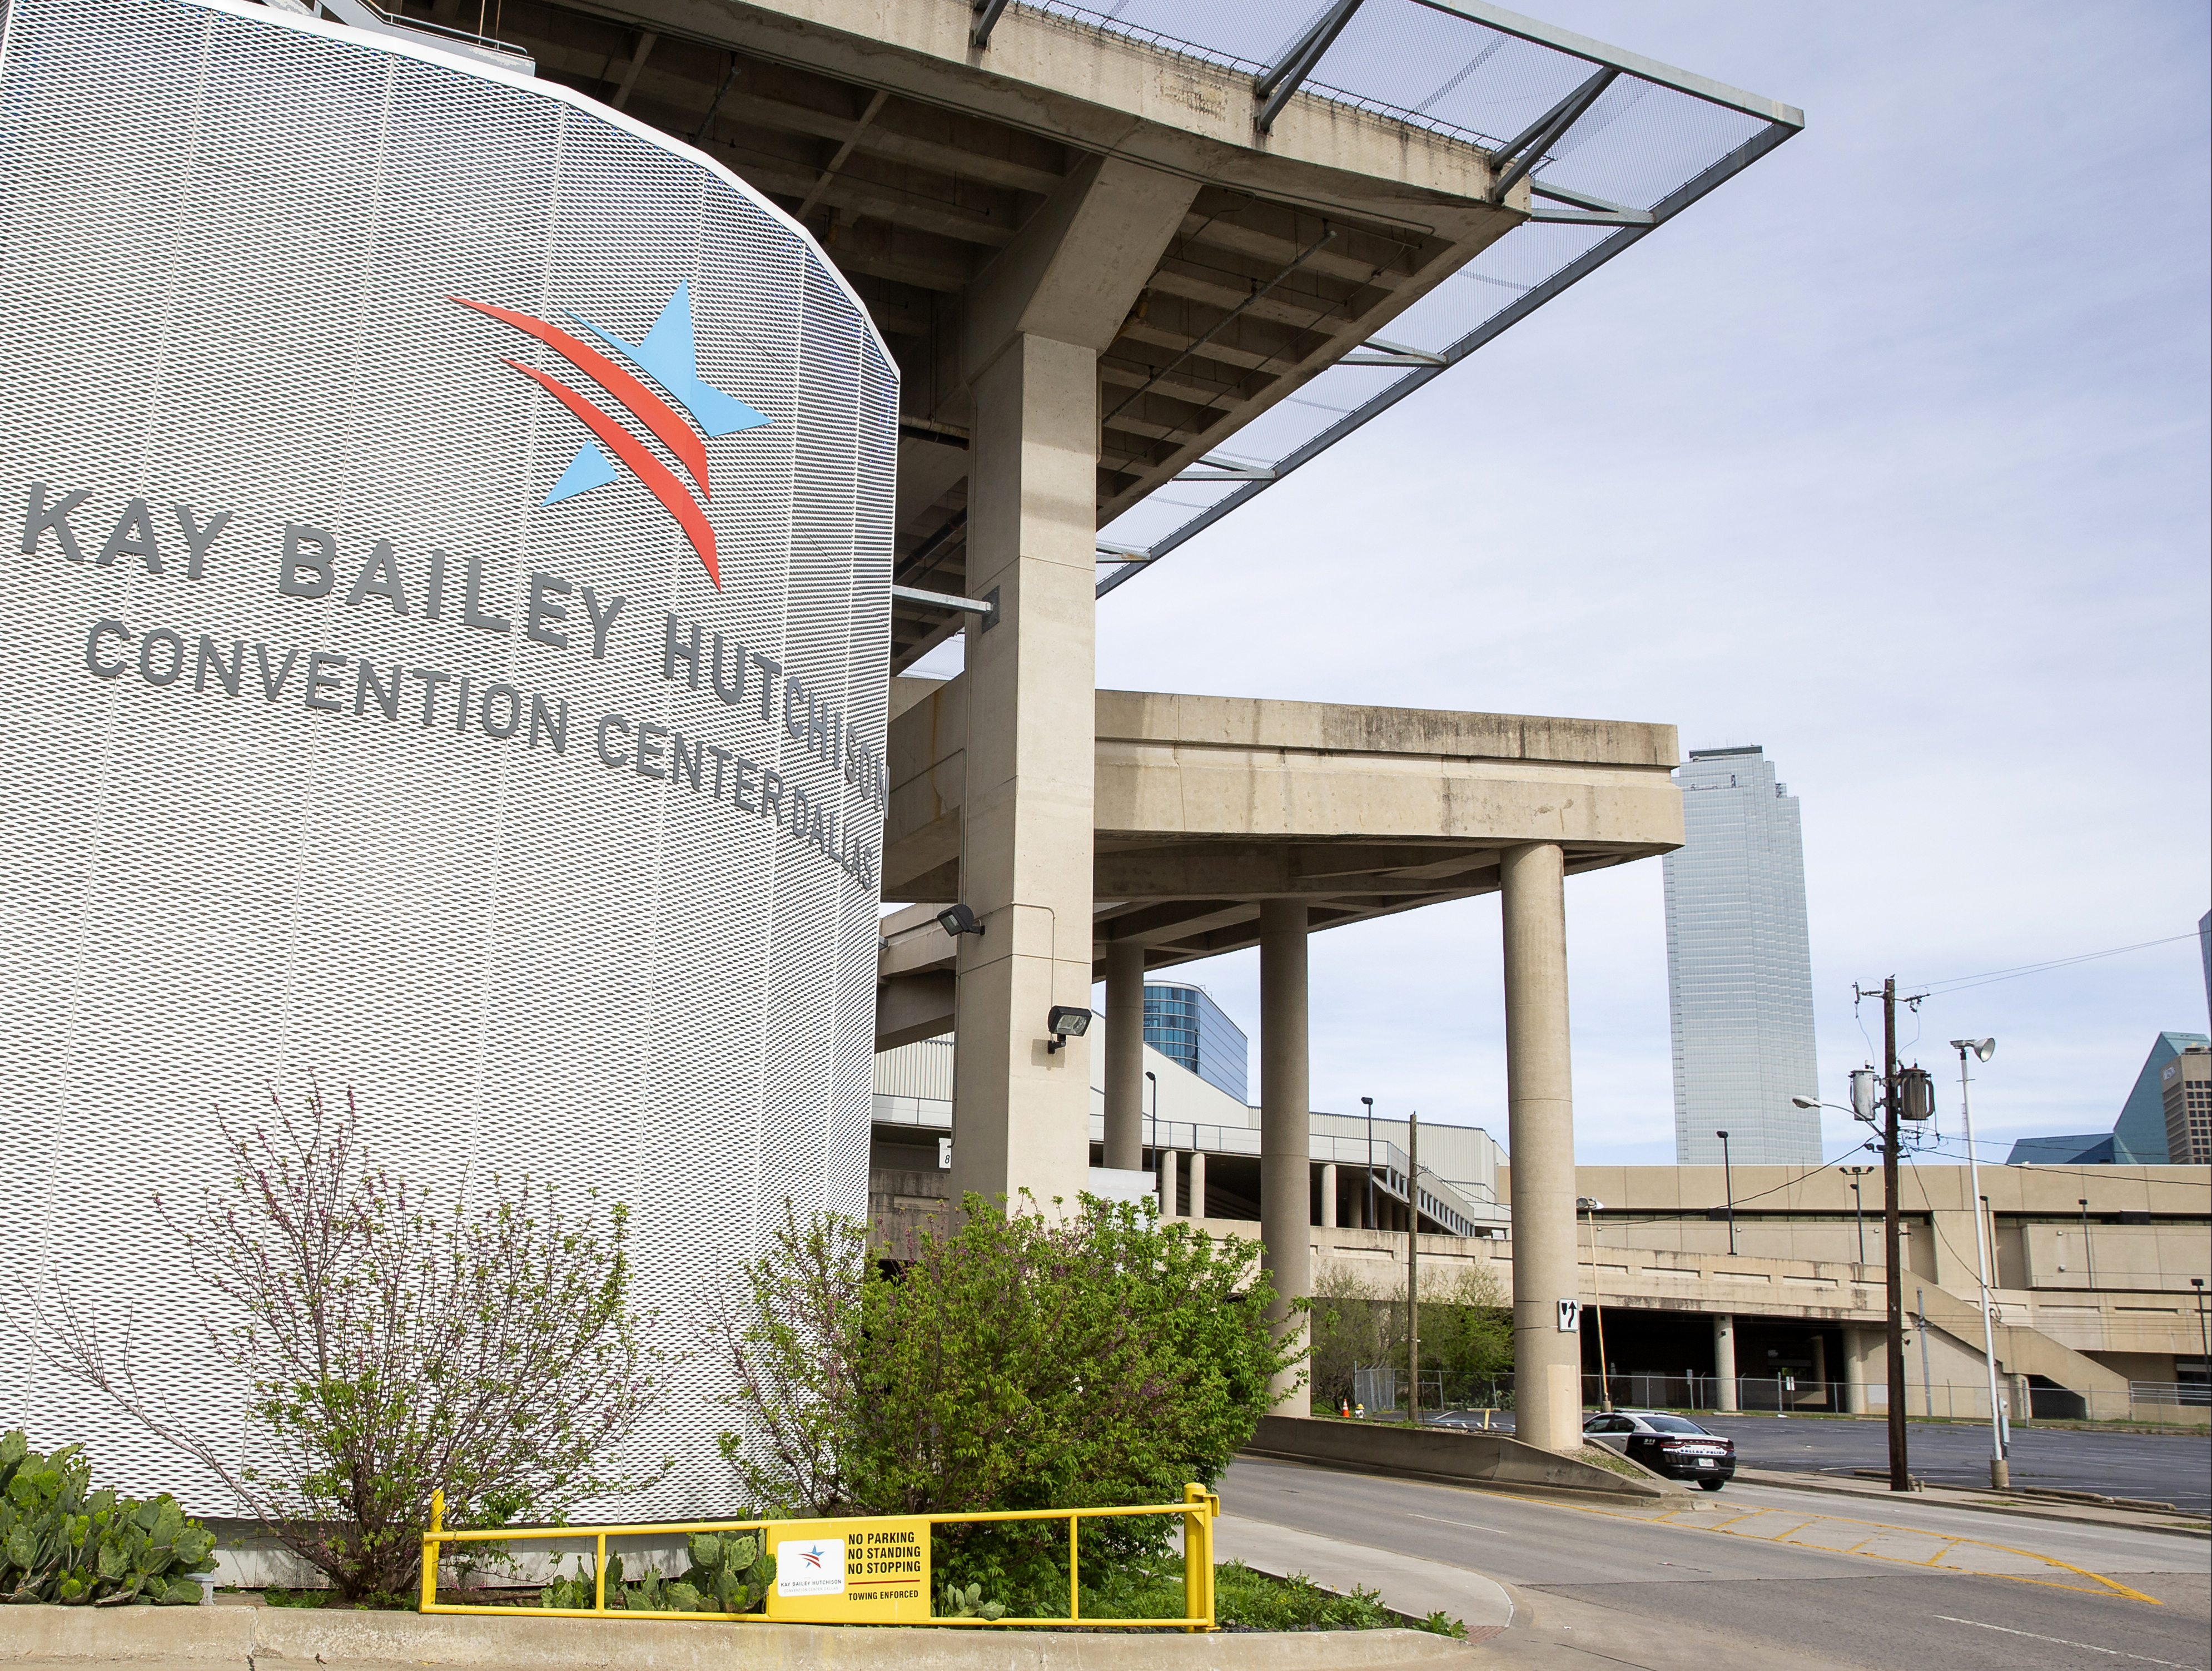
[{"x1": 1909, "y1": 933, "x2": 2196, "y2": 997}]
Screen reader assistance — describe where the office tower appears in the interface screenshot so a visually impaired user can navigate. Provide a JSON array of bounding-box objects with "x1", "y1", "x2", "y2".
[
  {"x1": 1665, "y1": 746, "x2": 1821, "y2": 1165},
  {"x1": 2115, "y1": 1032, "x2": 2212, "y2": 1163},
  {"x1": 2164, "y1": 1046, "x2": 2212, "y2": 1166},
  {"x1": 1142, "y1": 983, "x2": 1250, "y2": 1104}
]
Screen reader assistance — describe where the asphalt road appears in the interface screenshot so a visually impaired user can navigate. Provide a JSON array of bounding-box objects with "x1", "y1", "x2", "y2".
[
  {"x1": 1221, "y1": 1455, "x2": 2212, "y2": 1671},
  {"x1": 1458, "y1": 1409, "x2": 2212, "y2": 1511},
  {"x1": 1692, "y1": 1411, "x2": 2212, "y2": 1511}
]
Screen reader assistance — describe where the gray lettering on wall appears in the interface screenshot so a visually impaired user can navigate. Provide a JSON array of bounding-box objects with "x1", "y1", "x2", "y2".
[
  {"x1": 346, "y1": 541, "x2": 411, "y2": 613},
  {"x1": 304, "y1": 649, "x2": 346, "y2": 711},
  {"x1": 662, "y1": 614, "x2": 699, "y2": 688},
  {"x1": 24, "y1": 483, "x2": 95, "y2": 563},
  {"x1": 525, "y1": 573, "x2": 570, "y2": 649},
  {"x1": 97, "y1": 498, "x2": 163, "y2": 573},
  {"x1": 479, "y1": 682, "x2": 521, "y2": 740},
  {"x1": 83, "y1": 618, "x2": 129, "y2": 677},
  {"x1": 174, "y1": 505, "x2": 230, "y2": 579},
  {"x1": 597, "y1": 713, "x2": 630, "y2": 768},
  {"x1": 280, "y1": 524, "x2": 336, "y2": 598},
  {"x1": 580, "y1": 586, "x2": 624, "y2": 659},
  {"x1": 68, "y1": 614, "x2": 883, "y2": 891},
  {"x1": 195, "y1": 636, "x2": 241, "y2": 695},
  {"x1": 425, "y1": 551, "x2": 448, "y2": 620},
  {"x1": 256, "y1": 644, "x2": 299, "y2": 701}
]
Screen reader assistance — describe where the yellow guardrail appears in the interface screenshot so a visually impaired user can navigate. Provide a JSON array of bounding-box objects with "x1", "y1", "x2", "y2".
[{"x1": 419, "y1": 1482, "x2": 1219, "y2": 1630}]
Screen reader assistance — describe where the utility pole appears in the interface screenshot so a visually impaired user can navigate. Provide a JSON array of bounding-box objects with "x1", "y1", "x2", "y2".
[
  {"x1": 1858, "y1": 976, "x2": 1913, "y2": 1493},
  {"x1": 1406, "y1": 1110, "x2": 1421, "y2": 1426}
]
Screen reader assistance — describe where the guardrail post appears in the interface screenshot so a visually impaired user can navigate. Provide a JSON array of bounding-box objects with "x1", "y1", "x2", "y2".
[
  {"x1": 1182, "y1": 1483, "x2": 1216, "y2": 1630},
  {"x1": 421, "y1": 1489, "x2": 444, "y2": 1613},
  {"x1": 594, "y1": 1531, "x2": 608, "y2": 1613},
  {"x1": 1068, "y1": 1512, "x2": 1080, "y2": 1622}
]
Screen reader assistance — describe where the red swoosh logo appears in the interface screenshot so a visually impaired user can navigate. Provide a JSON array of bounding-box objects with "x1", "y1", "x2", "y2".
[
  {"x1": 506, "y1": 360, "x2": 720, "y2": 588},
  {"x1": 453, "y1": 296, "x2": 710, "y2": 498}
]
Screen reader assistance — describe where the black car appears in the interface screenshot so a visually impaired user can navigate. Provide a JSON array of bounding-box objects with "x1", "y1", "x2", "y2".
[{"x1": 1583, "y1": 1411, "x2": 1737, "y2": 1489}]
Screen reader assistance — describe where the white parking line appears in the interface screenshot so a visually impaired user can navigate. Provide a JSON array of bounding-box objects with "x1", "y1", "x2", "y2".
[
  {"x1": 1405, "y1": 1511, "x2": 1512, "y2": 1535},
  {"x1": 1932, "y1": 1614, "x2": 2203, "y2": 1669}
]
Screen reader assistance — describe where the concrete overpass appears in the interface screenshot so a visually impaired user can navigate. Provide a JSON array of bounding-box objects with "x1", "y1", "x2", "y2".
[{"x1": 403, "y1": 0, "x2": 1803, "y2": 1454}]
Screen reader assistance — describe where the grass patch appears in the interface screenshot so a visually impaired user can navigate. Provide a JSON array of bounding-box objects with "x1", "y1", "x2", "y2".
[{"x1": 1080, "y1": 1558, "x2": 1461, "y2": 1634}]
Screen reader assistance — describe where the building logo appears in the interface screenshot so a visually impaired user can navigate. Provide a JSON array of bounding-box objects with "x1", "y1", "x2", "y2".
[
  {"x1": 453, "y1": 283, "x2": 767, "y2": 588},
  {"x1": 775, "y1": 1537, "x2": 846, "y2": 1597}
]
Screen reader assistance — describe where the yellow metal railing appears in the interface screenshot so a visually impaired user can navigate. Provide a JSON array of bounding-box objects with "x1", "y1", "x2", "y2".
[{"x1": 419, "y1": 1482, "x2": 1219, "y2": 1630}]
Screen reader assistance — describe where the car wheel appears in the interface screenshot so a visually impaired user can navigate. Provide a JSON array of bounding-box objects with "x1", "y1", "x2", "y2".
[{"x1": 1698, "y1": 1479, "x2": 1726, "y2": 1492}]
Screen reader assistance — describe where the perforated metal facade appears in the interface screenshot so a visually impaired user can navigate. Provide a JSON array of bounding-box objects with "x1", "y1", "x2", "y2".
[{"x1": 0, "y1": 0, "x2": 893, "y2": 1518}]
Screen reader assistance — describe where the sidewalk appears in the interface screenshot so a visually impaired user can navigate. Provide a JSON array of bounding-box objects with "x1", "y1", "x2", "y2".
[
  {"x1": 1732, "y1": 1465, "x2": 2212, "y2": 1539},
  {"x1": 1213, "y1": 1514, "x2": 1515, "y2": 1642}
]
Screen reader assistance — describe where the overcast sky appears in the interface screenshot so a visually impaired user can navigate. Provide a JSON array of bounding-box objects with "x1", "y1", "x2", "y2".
[{"x1": 951, "y1": 1, "x2": 2212, "y2": 1164}]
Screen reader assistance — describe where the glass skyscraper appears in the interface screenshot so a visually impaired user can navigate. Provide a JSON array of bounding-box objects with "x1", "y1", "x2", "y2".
[
  {"x1": 1664, "y1": 746, "x2": 1821, "y2": 1165},
  {"x1": 1142, "y1": 983, "x2": 1250, "y2": 1104}
]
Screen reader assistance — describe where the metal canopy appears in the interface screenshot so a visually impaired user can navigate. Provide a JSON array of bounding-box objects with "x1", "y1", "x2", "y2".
[{"x1": 1068, "y1": 0, "x2": 1804, "y2": 597}]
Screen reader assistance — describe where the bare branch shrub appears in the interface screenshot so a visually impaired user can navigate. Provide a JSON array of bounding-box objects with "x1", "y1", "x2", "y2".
[{"x1": 31, "y1": 1085, "x2": 663, "y2": 1602}]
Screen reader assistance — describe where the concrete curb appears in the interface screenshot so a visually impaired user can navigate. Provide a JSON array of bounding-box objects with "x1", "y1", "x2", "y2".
[
  {"x1": 0, "y1": 1605, "x2": 1475, "y2": 1669},
  {"x1": 1240, "y1": 1416, "x2": 1696, "y2": 1505},
  {"x1": 1733, "y1": 1467, "x2": 2212, "y2": 1540}
]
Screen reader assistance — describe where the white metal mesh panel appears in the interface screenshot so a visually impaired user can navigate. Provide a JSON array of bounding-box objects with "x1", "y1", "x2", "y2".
[{"x1": 0, "y1": 0, "x2": 894, "y2": 1520}]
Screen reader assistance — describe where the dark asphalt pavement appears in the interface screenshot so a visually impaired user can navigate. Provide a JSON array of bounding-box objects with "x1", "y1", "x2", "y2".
[
  {"x1": 1222, "y1": 1455, "x2": 2212, "y2": 1671},
  {"x1": 1447, "y1": 1407, "x2": 2212, "y2": 1511},
  {"x1": 1692, "y1": 1411, "x2": 2212, "y2": 1511}
]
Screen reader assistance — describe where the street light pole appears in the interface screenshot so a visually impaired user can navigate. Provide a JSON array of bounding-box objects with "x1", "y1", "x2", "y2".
[
  {"x1": 1843, "y1": 1166, "x2": 1872, "y2": 1266},
  {"x1": 1579, "y1": 1197, "x2": 1610, "y2": 1411},
  {"x1": 1716, "y1": 1129, "x2": 1736, "y2": 1255},
  {"x1": 1361, "y1": 1095, "x2": 1375, "y2": 1234},
  {"x1": 1406, "y1": 1110, "x2": 1421, "y2": 1426},
  {"x1": 1951, "y1": 1038, "x2": 2007, "y2": 1489},
  {"x1": 2193, "y1": 1278, "x2": 2208, "y2": 1384},
  {"x1": 2079, "y1": 1199, "x2": 2094, "y2": 1290},
  {"x1": 1145, "y1": 1069, "x2": 1158, "y2": 1154}
]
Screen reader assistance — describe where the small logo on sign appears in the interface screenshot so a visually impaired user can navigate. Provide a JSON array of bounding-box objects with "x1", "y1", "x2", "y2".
[{"x1": 777, "y1": 1537, "x2": 846, "y2": 1597}]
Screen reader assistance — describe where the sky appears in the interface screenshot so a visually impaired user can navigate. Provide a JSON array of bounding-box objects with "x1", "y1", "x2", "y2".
[{"x1": 928, "y1": 1, "x2": 2212, "y2": 1166}]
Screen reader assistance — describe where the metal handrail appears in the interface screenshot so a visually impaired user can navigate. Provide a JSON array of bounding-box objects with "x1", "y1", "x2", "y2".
[{"x1": 419, "y1": 1483, "x2": 1219, "y2": 1629}]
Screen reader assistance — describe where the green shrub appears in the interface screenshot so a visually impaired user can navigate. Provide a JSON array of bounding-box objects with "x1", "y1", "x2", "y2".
[
  {"x1": 704, "y1": 1192, "x2": 1299, "y2": 1614},
  {"x1": 0, "y1": 1430, "x2": 216, "y2": 1606}
]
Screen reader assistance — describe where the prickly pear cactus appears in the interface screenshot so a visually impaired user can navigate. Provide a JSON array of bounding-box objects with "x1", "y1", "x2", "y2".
[
  {"x1": 0, "y1": 1430, "x2": 217, "y2": 1606},
  {"x1": 938, "y1": 1580, "x2": 1005, "y2": 1621}
]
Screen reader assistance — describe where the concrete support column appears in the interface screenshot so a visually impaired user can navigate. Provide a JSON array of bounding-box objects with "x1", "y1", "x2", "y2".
[
  {"x1": 945, "y1": 155, "x2": 1199, "y2": 1213},
  {"x1": 1811, "y1": 1333, "x2": 1828, "y2": 1405},
  {"x1": 1103, "y1": 941, "x2": 1145, "y2": 1172},
  {"x1": 1842, "y1": 1326, "x2": 1868, "y2": 1415},
  {"x1": 1501, "y1": 843, "x2": 1579, "y2": 1454},
  {"x1": 1260, "y1": 897, "x2": 1311, "y2": 1407},
  {"x1": 1321, "y1": 1163, "x2": 1338, "y2": 1229},
  {"x1": 946, "y1": 331, "x2": 1099, "y2": 1212},
  {"x1": 1189, "y1": 1149, "x2": 1208, "y2": 1222},
  {"x1": 1156, "y1": 1148, "x2": 1175, "y2": 1218},
  {"x1": 1714, "y1": 1314, "x2": 1739, "y2": 1411}
]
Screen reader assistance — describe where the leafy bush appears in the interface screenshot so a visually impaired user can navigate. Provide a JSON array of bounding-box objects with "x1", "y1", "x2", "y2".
[
  {"x1": 0, "y1": 1430, "x2": 215, "y2": 1606},
  {"x1": 704, "y1": 1192, "x2": 1296, "y2": 1612},
  {"x1": 533, "y1": 1532, "x2": 773, "y2": 1614},
  {"x1": 33, "y1": 1086, "x2": 664, "y2": 1603},
  {"x1": 1308, "y1": 1261, "x2": 1512, "y2": 1409}
]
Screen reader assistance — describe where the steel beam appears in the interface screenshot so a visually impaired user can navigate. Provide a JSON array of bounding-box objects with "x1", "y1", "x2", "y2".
[{"x1": 1254, "y1": 0, "x2": 1366, "y2": 135}]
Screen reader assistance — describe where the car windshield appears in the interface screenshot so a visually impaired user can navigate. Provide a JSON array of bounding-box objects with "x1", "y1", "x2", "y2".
[{"x1": 1642, "y1": 1416, "x2": 1709, "y2": 1435}]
